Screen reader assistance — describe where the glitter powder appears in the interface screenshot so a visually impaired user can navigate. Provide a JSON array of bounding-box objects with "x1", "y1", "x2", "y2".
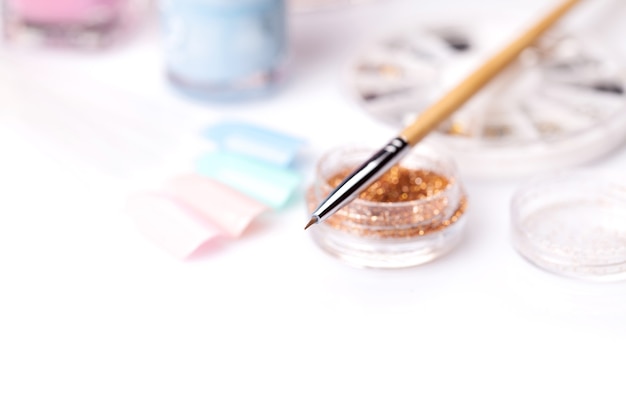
[
  {"x1": 328, "y1": 166, "x2": 450, "y2": 202},
  {"x1": 306, "y1": 145, "x2": 468, "y2": 268},
  {"x1": 310, "y1": 165, "x2": 467, "y2": 238},
  {"x1": 511, "y1": 169, "x2": 626, "y2": 280}
]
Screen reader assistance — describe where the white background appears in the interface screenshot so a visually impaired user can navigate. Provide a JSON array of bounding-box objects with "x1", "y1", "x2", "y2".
[{"x1": 2, "y1": 0, "x2": 626, "y2": 415}]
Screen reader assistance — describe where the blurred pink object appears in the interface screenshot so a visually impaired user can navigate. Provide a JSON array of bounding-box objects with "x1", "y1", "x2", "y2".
[
  {"x1": 6, "y1": 0, "x2": 125, "y2": 22},
  {"x1": 126, "y1": 192, "x2": 224, "y2": 260},
  {"x1": 164, "y1": 174, "x2": 269, "y2": 238},
  {"x1": 2, "y1": 0, "x2": 138, "y2": 48}
]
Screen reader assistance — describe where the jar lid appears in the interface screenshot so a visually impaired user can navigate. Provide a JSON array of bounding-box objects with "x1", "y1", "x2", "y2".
[{"x1": 510, "y1": 169, "x2": 626, "y2": 281}]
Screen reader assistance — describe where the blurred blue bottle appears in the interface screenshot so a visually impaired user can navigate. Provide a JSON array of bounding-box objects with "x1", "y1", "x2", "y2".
[{"x1": 159, "y1": 0, "x2": 287, "y2": 101}]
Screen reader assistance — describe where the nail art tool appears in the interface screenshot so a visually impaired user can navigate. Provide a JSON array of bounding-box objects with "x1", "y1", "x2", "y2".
[{"x1": 305, "y1": 0, "x2": 582, "y2": 229}]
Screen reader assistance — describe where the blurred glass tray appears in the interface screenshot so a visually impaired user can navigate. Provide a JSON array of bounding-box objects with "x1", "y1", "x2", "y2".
[{"x1": 345, "y1": 23, "x2": 626, "y2": 179}]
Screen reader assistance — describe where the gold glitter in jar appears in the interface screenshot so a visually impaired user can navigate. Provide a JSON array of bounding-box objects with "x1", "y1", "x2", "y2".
[
  {"x1": 306, "y1": 146, "x2": 469, "y2": 269},
  {"x1": 307, "y1": 164, "x2": 468, "y2": 239},
  {"x1": 328, "y1": 166, "x2": 451, "y2": 202}
]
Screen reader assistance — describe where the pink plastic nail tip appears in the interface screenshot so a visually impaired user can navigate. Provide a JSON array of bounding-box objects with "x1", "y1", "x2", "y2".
[
  {"x1": 163, "y1": 174, "x2": 268, "y2": 238},
  {"x1": 126, "y1": 192, "x2": 223, "y2": 259}
]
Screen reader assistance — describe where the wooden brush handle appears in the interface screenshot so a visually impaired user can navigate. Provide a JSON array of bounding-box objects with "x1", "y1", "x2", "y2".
[{"x1": 400, "y1": 0, "x2": 581, "y2": 146}]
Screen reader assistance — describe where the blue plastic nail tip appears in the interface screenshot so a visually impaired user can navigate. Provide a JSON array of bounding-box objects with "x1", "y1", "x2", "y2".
[
  {"x1": 202, "y1": 121, "x2": 307, "y2": 167},
  {"x1": 195, "y1": 150, "x2": 302, "y2": 209}
]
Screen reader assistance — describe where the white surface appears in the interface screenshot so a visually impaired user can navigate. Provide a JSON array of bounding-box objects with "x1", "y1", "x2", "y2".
[{"x1": 2, "y1": 1, "x2": 626, "y2": 416}]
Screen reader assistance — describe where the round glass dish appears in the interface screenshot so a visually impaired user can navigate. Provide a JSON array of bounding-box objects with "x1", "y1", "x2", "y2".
[
  {"x1": 511, "y1": 170, "x2": 626, "y2": 281},
  {"x1": 306, "y1": 145, "x2": 468, "y2": 269},
  {"x1": 346, "y1": 24, "x2": 626, "y2": 179}
]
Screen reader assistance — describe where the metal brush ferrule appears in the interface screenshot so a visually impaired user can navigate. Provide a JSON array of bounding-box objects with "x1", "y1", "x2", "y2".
[{"x1": 311, "y1": 137, "x2": 410, "y2": 224}]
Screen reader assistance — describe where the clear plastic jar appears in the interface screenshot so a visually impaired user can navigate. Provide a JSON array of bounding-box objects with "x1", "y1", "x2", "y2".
[
  {"x1": 306, "y1": 144, "x2": 468, "y2": 269},
  {"x1": 511, "y1": 169, "x2": 626, "y2": 281}
]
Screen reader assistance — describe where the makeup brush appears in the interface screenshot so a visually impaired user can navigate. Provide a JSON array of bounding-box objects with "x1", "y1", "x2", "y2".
[{"x1": 305, "y1": 0, "x2": 582, "y2": 230}]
